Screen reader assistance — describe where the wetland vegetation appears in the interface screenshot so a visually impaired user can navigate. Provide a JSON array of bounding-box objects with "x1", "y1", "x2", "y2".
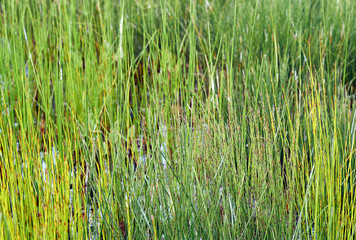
[{"x1": 0, "y1": 0, "x2": 355, "y2": 239}]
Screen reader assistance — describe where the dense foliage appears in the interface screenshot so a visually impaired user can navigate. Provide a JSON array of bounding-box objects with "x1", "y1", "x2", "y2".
[{"x1": 0, "y1": 0, "x2": 355, "y2": 239}]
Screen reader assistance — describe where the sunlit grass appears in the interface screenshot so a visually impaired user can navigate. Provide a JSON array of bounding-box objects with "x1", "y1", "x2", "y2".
[{"x1": 0, "y1": 0, "x2": 355, "y2": 239}]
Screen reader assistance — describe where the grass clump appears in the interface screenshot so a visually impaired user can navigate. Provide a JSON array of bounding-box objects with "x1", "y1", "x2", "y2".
[{"x1": 0, "y1": 0, "x2": 355, "y2": 239}]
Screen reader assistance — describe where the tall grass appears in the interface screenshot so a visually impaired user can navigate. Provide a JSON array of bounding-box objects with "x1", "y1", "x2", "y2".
[{"x1": 0, "y1": 0, "x2": 355, "y2": 239}]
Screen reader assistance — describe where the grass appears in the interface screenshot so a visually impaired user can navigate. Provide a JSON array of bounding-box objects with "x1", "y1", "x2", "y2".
[{"x1": 0, "y1": 0, "x2": 355, "y2": 239}]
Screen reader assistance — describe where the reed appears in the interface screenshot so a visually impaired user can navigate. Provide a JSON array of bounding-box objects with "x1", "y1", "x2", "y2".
[{"x1": 0, "y1": 0, "x2": 355, "y2": 239}]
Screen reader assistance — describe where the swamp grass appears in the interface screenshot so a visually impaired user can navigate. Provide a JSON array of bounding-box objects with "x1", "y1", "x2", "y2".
[{"x1": 0, "y1": 0, "x2": 356, "y2": 239}]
